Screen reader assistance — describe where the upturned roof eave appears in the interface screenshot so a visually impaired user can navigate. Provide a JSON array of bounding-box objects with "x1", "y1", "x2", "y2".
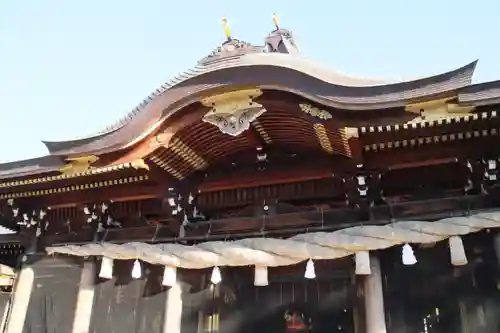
[{"x1": 39, "y1": 54, "x2": 478, "y2": 156}]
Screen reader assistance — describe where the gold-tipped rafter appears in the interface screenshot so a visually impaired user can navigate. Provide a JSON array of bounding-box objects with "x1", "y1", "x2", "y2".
[
  {"x1": 0, "y1": 175, "x2": 149, "y2": 199},
  {"x1": 313, "y1": 124, "x2": 334, "y2": 154},
  {"x1": 0, "y1": 159, "x2": 149, "y2": 189}
]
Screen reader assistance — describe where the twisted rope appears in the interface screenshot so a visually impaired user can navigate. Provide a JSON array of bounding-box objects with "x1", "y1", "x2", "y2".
[{"x1": 46, "y1": 211, "x2": 500, "y2": 269}]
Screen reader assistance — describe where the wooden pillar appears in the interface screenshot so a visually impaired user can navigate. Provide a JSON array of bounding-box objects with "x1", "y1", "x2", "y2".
[
  {"x1": 71, "y1": 260, "x2": 96, "y2": 333},
  {"x1": 364, "y1": 255, "x2": 387, "y2": 333},
  {"x1": 493, "y1": 233, "x2": 500, "y2": 266},
  {"x1": 5, "y1": 265, "x2": 34, "y2": 333},
  {"x1": 163, "y1": 283, "x2": 183, "y2": 333},
  {"x1": 354, "y1": 275, "x2": 367, "y2": 333}
]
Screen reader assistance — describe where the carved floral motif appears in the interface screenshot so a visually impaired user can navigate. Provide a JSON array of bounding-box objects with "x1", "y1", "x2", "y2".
[{"x1": 299, "y1": 103, "x2": 332, "y2": 120}]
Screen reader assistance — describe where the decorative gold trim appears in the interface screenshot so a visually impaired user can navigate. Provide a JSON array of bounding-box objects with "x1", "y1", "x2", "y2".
[
  {"x1": 168, "y1": 138, "x2": 208, "y2": 170},
  {"x1": 313, "y1": 124, "x2": 334, "y2": 154},
  {"x1": 340, "y1": 127, "x2": 359, "y2": 157},
  {"x1": 363, "y1": 127, "x2": 500, "y2": 152},
  {"x1": 360, "y1": 110, "x2": 497, "y2": 134},
  {"x1": 200, "y1": 89, "x2": 262, "y2": 107},
  {"x1": 0, "y1": 175, "x2": 148, "y2": 199},
  {"x1": 252, "y1": 120, "x2": 272, "y2": 143},
  {"x1": 59, "y1": 155, "x2": 98, "y2": 176},
  {"x1": 299, "y1": 104, "x2": 332, "y2": 120},
  {"x1": 201, "y1": 89, "x2": 266, "y2": 137},
  {"x1": 129, "y1": 159, "x2": 150, "y2": 171},
  {"x1": 405, "y1": 98, "x2": 475, "y2": 121},
  {"x1": 149, "y1": 155, "x2": 184, "y2": 180},
  {"x1": 0, "y1": 159, "x2": 149, "y2": 189}
]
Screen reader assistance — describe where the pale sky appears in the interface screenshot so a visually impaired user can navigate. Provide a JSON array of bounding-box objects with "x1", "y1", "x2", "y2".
[{"x1": 1, "y1": 0, "x2": 499, "y2": 162}]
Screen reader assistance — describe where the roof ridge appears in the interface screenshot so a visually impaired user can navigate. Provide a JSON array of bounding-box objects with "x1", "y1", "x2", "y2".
[{"x1": 42, "y1": 64, "x2": 208, "y2": 147}]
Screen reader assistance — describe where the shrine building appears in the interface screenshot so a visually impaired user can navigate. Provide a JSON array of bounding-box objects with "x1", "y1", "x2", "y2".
[{"x1": 2, "y1": 16, "x2": 500, "y2": 333}]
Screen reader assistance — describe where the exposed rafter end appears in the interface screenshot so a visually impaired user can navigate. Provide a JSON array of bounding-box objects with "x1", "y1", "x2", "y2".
[
  {"x1": 149, "y1": 155, "x2": 185, "y2": 180},
  {"x1": 252, "y1": 120, "x2": 272, "y2": 144},
  {"x1": 341, "y1": 127, "x2": 363, "y2": 165},
  {"x1": 313, "y1": 124, "x2": 334, "y2": 155}
]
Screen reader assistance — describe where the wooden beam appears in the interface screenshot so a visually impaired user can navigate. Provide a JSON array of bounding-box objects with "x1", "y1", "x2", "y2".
[
  {"x1": 388, "y1": 157, "x2": 458, "y2": 171},
  {"x1": 33, "y1": 182, "x2": 167, "y2": 208},
  {"x1": 344, "y1": 127, "x2": 364, "y2": 165},
  {"x1": 364, "y1": 137, "x2": 500, "y2": 170},
  {"x1": 199, "y1": 166, "x2": 336, "y2": 192},
  {"x1": 50, "y1": 194, "x2": 493, "y2": 245}
]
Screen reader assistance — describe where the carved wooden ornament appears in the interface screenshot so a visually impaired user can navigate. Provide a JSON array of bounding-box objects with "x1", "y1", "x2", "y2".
[
  {"x1": 201, "y1": 89, "x2": 266, "y2": 136},
  {"x1": 59, "y1": 155, "x2": 98, "y2": 176},
  {"x1": 299, "y1": 103, "x2": 332, "y2": 120}
]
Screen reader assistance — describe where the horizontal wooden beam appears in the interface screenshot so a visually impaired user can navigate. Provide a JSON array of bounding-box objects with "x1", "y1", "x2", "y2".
[
  {"x1": 46, "y1": 194, "x2": 496, "y2": 246},
  {"x1": 365, "y1": 137, "x2": 500, "y2": 170},
  {"x1": 199, "y1": 166, "x2": 336, "y2": 192},
  {"x1": 33, "y1": 182, "x2": 167, "y2": 208},
  {"x1": 388, "y1": 157, "x2": 458, "y2": 171}
]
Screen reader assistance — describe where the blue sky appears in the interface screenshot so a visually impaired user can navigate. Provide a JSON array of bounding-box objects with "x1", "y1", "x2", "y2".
[{"x1": 0, "y1": 0, "x2": 499, "y2": 162}]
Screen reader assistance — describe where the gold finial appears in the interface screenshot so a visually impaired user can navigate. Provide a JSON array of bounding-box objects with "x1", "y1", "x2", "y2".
[
  {"x1": 273, "y1": 13, "x2": 280, "y2": 30},
  {"x1": 221, "y1": 17, "x2": 232, "y2": 41}
]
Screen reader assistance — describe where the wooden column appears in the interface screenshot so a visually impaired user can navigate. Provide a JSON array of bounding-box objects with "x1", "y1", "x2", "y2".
[
  {"x1": 71, "y1": 260, "x2": 96, "y2": 333},
  {"x1": 364, "y1": 255, "x2": 387, "y2": 333},
  {"x1": 5, "y1": 265, "x2": 35, "y2": 333},
  {"x1": 163, "y1": 283, "x2": 183, "y2": 333},
  {"x1": 493, "y1": 233, "x2": 500, "y2": 266}
]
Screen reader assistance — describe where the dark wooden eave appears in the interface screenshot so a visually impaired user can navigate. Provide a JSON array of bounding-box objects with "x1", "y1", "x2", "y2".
[
  {"x1": 458, "y1": 79, "x2": 500, "y2": 106},
  {"x1": 0, "y1": 156, "x2": 64, "y2": 180},
  {"x1": 37, "y1": 52, "x2": 477, "y2": 157}
]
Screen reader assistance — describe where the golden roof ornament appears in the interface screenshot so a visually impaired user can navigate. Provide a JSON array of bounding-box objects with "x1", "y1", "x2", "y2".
[
  {"x1": 221, "y1": 17, "x2": 232, "y2": 41},
  {"x1": 59, "y1": 155, "x2": 98, "y2": 176},
  {"x1": 130, "y1": 158, "x2": 150, "y2": 170},
  {"x1": 201, "y1": 89, "x2": 266, "y2": 137},
  {"x1": 273, "y1": 13, "x2": 280, "y2": 30}
]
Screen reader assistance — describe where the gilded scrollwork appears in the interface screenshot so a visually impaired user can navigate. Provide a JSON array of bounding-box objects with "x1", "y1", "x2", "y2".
[
  {"x1": 201, "y1": 89, "x2": 266, "y2": 137},
  {"x1": 299, "y1": 103, "x2": 332, "y2": 120}
]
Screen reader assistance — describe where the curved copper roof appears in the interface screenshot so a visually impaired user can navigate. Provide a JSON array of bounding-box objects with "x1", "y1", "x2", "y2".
[
  {"x1": 458, "y1": 79, "x2": 500, "y2": 106},
  {"x1": 21, "y1": 24, "x2": 500, "y2": 162},
  {"x1": 41, "y1": 50, "x2": 477, "y2": 156},
  {"x1": 4, "y1": 26, "x2": 500, "y2": 182}
]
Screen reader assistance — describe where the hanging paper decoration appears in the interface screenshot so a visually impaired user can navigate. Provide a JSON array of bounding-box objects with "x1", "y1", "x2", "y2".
[
  {"x1": 402, "y1": 244, "x2": 417, "y2": 265},
  {"x1": 99, "y1": 257, "x2": 113, "y2": 279},
  {"x1": 162, "y1": 266, "x2": 177, "y2": 287},
  {"x1": 211, "y1": 266, "x2": 222, "y2": 284},
  {"x1": 304, "y1": 259, "x2": 316, "y2": 279},
  {"x1": 449, "y1": 235, "x2": 468, "y2": 266},
  {"x1": 254, "y1": 266, "x2": 269, "y2": 286},
  {"x1": 355, "y1": 251, "x2": 371, "y2": 275},
  {"x1": 131, "y1": 259, "x2": 142, "y2": 279}
]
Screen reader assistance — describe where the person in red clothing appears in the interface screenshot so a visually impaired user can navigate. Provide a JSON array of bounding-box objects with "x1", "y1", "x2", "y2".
[{"x1": 284, "y1": 309, "x2": 312, "y2": 333}]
